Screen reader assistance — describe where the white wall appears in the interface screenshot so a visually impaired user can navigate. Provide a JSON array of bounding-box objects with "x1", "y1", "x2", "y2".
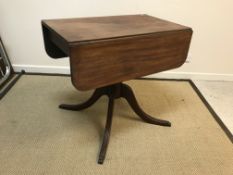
[{"x1": 1, "y1": 0, "x2": 233, "y2": 80}]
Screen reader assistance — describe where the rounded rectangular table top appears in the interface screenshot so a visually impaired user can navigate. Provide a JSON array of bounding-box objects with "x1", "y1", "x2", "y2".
[
  {"x1": 41, "y1": 14, "x2": 192, "y2": 90},
  {"x1": 42, "y1": 14, "x2": 191, "y2": 44}
]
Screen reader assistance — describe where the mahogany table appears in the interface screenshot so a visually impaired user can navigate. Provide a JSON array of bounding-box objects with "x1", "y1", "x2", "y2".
[{"x1": 41, "y1": 14, "x2": 192, "y2": 164}]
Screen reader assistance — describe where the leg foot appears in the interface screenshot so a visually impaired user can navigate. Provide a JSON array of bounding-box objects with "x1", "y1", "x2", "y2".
[
  {"x1": 98, "y1": 97, "x2": 114, "y2": 164},
  {"x1": 121, "y1": 84, "x2": 171, "y2": 127},
  {"x1": 59, "y1": 88, "x2": 106, "y2": 111}
]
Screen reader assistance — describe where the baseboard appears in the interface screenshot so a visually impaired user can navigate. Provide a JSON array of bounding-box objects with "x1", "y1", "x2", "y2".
[
  {"x1": 145, "y1": 72, "x2": 233, "y2": 81},
  {"x1": 13, "y1": 64, "x2": 70, "y2": 75},
  {"x1": 12, "y1": 64, "x2": 233, "y2": 81}
]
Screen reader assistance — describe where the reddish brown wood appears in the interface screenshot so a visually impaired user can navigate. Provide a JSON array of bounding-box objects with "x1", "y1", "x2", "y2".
[
  {"x1": 59, "y1": 82, "x2": 171, "y2": 164},
  {"x1": 42, "y1": 14, "x2": 192, "y2": 91},
  {"x1": 98, "y1": 96, "x2": 114, "y2": 164},
  {"x1": 69, "y1": 30, "x2": 191, "y2": 90},
  {"x1": 41, "y1": 14, "x2": 192, "y2": 164},
  {"x1": 42, "y1": 15, "x2": 190, "y2": 44},
  {"x1": 59, "y1": 88, "x2": 105, "y2": 110}
]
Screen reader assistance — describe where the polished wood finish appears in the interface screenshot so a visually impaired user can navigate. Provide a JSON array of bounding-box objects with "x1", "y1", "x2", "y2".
[
  {"x1": 98, "y1": 97, "x2": 114, "y2": 164},
  {"x1": 42, "y1": 14, "x2": 192, "y2": 90},
  {"x1": 59, "y1": 82, "x2": 171, "y2": 164},
  {"x1": 42, "y1": 15, "x2": 190, "y2": 44},
  {"x1": 41, "y1": 14, "x2": 192, "y2": 164}
]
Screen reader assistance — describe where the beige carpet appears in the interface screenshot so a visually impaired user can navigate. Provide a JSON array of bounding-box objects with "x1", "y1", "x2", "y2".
[{"x1": 0, "y1": 75, "x2": 232, "y2": 175}]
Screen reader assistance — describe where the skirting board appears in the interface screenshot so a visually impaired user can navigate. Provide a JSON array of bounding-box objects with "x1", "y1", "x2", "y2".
[{"x1": 13, "y1": 64, "x2": 233, "y2": 81}]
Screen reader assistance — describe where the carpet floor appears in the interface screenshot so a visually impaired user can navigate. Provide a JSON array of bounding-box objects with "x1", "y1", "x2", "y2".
[{"x1": 0, "y1": 75, "x2": 232, "y2": 175}]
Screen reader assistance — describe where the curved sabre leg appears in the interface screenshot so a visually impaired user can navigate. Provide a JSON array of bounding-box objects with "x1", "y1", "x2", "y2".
[
  {"x1": 98, "y1": 97, "x2": 114, "y2": 164},
  {"x1": 121, "y1": 84, "x2": 171, "y2": 127},
  {"x1": 59, "y1": 88, "x2": 106, "y2": 111}
]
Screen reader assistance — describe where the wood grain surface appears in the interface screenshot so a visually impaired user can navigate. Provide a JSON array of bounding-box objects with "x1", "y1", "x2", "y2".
[
  {"x1": 41, "y1": 14, "x2": 193, "y2": 90},
  {"x1": 42, "y1": 14, "x2": 190, "y2": 44}
]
